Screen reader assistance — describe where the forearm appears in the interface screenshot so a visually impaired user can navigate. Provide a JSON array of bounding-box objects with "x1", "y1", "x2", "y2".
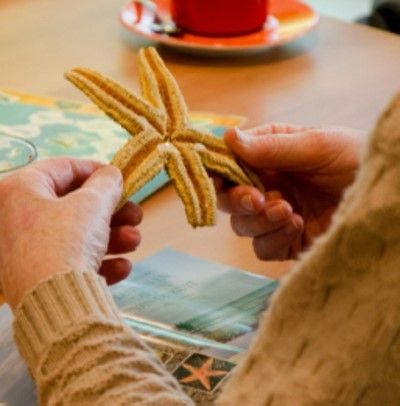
[{"x1": 13, "y1": 271, "x2": 193, "y2": 406}]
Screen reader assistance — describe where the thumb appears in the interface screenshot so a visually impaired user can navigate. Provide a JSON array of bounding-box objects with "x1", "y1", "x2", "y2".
[
  {"x1": 225, "y1": 127, "x2": 324, "y2": 171},
  {"x1": 77, "y1": 165, "x2": 123, "y2": 214}
]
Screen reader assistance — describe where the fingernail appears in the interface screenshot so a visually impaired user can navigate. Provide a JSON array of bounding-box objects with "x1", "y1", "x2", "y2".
[
  {"x1": 108, "y1": 165, "x2": 123, "y2": 184},
  {"x1": 266, "y1": 205, "x2": 288, "y2": 222},
  {"x1": 129, "y1": 228, "x2": 141, "y2": 244},
  {"x1": 240, "y1": 194, "x2": 256, "y2": 212},
  {"x1": 234, "y1": 127, "x2": 251, "y2": 144}
]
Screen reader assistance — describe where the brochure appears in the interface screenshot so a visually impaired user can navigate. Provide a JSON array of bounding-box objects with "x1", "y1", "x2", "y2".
[{"x1": 0, "y1": 248, "x2": 278, "y2": 405}]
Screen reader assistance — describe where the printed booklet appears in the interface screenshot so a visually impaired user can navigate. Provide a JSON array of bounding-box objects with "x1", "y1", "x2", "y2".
[{"x1": 0, "y1": 248, "x2": 278, "y2": 405}]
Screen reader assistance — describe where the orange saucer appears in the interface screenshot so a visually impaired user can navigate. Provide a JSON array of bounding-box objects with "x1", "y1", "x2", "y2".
[{"x1": 120, "y1": 0, "x2": 319, "y2": 56}]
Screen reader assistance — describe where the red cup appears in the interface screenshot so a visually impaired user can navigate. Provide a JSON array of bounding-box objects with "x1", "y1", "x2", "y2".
[{"x1": 171, "y1": 0, "x2": 268, "y2": 37}]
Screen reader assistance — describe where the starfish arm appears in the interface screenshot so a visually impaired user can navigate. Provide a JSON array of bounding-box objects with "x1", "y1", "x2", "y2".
[
  {"x1": 175, "y1": 142, "x2": 217, "y2": 226},
  {"x1": 137, "y1": 49, "x2": 166, "y2": 116},
  {"x1": 112, "y1": 131, "x2": 164, "y2": 208},
  {"x1": 180, "y1": 375, "x2": 200, "y2": 385},
  {"x1": 172, "y1": 128, "x2": 230, "y2": 154},
  {"x1": 140, "y1": 47, "x2": 189, "y2": 133},
  {"x1": 198, "y1": 147, "x2": 261, "y2": 187},
  {"x1": 116, "y1": 148, "x2": 166, "y2": 210},
  {"x1": 160, "y1": 143, "x2": 202, "y2": 227},
  {"x1": 65, "y1": 68, "x2": 165, "y2": 134},
  {"x1": 240, "y1": 163, "x2": 265, "y2": 192},
  {"x1": 111, "y1": 130, "x2": 163, "y2": 174}
]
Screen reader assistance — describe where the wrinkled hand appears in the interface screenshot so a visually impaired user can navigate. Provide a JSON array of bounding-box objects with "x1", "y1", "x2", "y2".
[
  {"x1": 0, "y1": 158, "x2": 142, "y2": 309},
  {"x1": 217, "y1": 124, "x2": 365, "y2": 261}
]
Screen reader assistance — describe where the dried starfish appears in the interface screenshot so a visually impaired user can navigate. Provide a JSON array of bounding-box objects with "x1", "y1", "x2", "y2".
[{"x1": 65, "y1": 47, "x2": 262, "y2": 227}]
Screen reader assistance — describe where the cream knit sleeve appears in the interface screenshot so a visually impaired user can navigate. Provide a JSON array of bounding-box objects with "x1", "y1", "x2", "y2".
[{"x1": 13, "y1": 271, "x2": 194, "y2": 406}]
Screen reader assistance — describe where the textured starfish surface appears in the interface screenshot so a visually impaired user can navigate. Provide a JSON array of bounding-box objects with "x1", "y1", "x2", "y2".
[{"x1": 65, "y1": 47, "x2": 262, "y2": 227}]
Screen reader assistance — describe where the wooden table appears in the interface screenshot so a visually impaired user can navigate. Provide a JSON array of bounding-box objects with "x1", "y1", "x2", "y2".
[{"x1": 1, "y1": 0, "x2": 400, "y2": 308}]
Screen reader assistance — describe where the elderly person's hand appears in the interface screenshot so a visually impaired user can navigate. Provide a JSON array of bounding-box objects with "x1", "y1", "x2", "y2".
[
  {"x1": 217, "y1": 124, "x2": 365, "y2": 261},
  {"x1": 0, "y1": 158, "x2": 142, "y2": 309}
]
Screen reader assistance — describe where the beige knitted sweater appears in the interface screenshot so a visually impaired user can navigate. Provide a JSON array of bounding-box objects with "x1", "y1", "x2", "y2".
[{"x1": 13, "y1": 94, "x2": 400, "y2": 405}]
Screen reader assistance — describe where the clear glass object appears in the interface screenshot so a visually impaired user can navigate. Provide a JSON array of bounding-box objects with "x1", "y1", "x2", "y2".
[{"x1": 0, "y1": 133, "x2": 37, "y2": 176}]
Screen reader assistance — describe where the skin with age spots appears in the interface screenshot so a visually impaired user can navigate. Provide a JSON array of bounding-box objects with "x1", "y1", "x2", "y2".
[
  {"x1": 0, "y1": 158, "x2": 143, "y2": 309},
  {"x1": 217, "y1": 124, "x2": 365, "y2": 260}
]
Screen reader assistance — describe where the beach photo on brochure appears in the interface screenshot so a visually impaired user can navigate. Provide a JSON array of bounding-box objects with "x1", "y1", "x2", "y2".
[{"x1": 0, "y1": 248, "x2": 279, "y2": 404}]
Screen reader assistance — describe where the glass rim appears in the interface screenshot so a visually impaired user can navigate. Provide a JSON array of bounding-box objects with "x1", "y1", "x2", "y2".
[{"x1": 0, "y1": 133, "x2": 38, "y2": 174}]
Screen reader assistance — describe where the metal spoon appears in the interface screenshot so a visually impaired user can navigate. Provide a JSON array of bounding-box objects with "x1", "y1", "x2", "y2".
[{"x1": 133, "y1": 0, "x2": 182, "y2": 36}]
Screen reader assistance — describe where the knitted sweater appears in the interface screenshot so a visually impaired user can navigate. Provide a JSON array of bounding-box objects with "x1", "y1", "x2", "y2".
[{"x1": 13, "y1": 94, "x2": 400, "y2": 405}]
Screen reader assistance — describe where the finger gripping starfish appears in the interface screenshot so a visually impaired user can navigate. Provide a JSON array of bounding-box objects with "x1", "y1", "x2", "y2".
[{"x1": 65, "y1": 47, "x2": 261, "y2": 227}]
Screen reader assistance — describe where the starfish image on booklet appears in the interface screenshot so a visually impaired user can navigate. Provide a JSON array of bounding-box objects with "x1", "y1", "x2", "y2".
[
  {"x1": 65, "y1": 47, "x2": 262, "y2": 227},
  {"x1": 174, "y1": 353, "x2": 235, "y2": 392}
]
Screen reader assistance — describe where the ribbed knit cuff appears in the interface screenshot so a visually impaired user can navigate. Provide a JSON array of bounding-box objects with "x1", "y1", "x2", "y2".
[{"x1": 13, "y1": 271, "x2": 123, "y2": 377}]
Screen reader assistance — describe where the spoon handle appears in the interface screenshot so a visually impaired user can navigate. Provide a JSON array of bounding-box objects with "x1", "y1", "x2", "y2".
[{"x1": 132, "y1": 0, "x2": 181, "y2": 35}]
